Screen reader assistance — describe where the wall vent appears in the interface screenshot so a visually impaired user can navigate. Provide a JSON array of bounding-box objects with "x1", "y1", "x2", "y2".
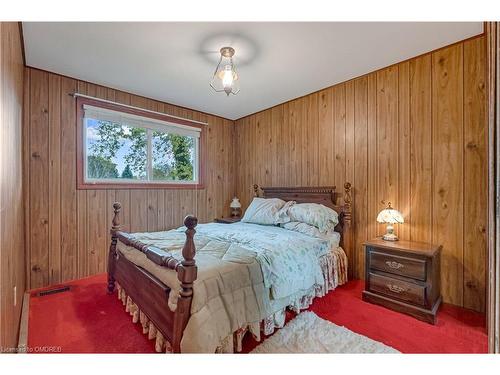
[{"x1": 37, "y1": 286, "x2": 71, "y2": 297}]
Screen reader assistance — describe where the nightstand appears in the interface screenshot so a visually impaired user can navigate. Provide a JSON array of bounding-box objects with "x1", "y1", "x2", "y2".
[
  {"x1": 214, "y1": 217, "x2": 241, "y2": 224},
  {"x1": 362, "y1": 238, "x2": 442, "y2": 324}
]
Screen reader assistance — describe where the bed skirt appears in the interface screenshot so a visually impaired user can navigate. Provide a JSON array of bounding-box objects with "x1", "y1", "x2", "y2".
[{"x1": 115, "y1": 247, "x2": 348, "y2": 353}]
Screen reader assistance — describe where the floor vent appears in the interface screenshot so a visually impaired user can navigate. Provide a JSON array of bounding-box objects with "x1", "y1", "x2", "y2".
[{"x1": 37, "y1": 286, "x2": 71, "y2": 297}]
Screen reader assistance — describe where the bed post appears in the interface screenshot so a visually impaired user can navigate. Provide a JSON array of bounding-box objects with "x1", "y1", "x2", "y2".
[
  {"x1": 107, "y1": 202, "x2": 121, "y2": 294},
  {"x1": 253, "y1": 184, "x2": 261, "y2": 197},
  {"x1": 342, "y1": 182, "x2": 353, "y2": 274},
  {"x1": 172, "y1": 215, "x2": 198, "y2": 353}
]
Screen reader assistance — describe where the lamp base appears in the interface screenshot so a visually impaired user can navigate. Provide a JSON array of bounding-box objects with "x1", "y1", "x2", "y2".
[
  {"x1": 382, "y1": 224, "x2": 399, "y2": 241},
  {"x1": 382, "y1": 233, "x2": 399, "y2": 241}
]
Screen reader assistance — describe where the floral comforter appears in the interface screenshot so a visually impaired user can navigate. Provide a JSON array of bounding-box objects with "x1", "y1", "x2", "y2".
[{"x1": 117, "y1": 222, "x2": 342, "y2": 352}]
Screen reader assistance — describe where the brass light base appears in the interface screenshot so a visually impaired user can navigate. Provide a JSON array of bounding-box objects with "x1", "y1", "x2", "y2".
[{"x1": 220, "y1": 47, "x2": 235, "y2": 58}]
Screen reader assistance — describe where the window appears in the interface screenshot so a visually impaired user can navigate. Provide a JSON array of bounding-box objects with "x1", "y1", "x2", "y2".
[{"x1": 77, "y1": 97, "x2": 204, "y2": 189}]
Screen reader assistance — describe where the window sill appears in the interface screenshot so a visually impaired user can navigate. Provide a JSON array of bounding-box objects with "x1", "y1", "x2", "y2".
[{"x1": 77, "y1": 182, "x2": 205, "y2": 190}]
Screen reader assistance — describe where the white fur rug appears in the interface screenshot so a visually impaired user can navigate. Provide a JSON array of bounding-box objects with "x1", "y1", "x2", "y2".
[{"x1": 251, "y1": 311, "x2": 400, "y2": 353}]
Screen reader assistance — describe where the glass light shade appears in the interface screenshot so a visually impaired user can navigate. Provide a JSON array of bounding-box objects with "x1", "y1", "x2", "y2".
[
  {"x1": 230, "y1": 197, "x2": 241, "y2": 209},
  {"x1": 210, "y1": 47, "x2": 240, "y2": 96},
  {"x1": 376, "y1": 203, "x2": 404, "y2": 224}
]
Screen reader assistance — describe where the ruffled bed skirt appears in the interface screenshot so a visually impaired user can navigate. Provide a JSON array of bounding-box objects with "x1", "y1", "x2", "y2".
[{"x1": 115, "y1": 247, "x2": 348, "y2": 353}]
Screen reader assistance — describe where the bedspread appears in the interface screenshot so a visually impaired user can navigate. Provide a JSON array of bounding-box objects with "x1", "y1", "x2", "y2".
[{"x1": 116, "y1": 222, "x2": 344, "y2": 352}]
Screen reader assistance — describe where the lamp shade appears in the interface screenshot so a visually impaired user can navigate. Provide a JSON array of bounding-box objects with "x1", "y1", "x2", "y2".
[
  {"x1": 230, "y1": 197, "x2": 241, "y2": 209},
  {"x1": 210, "y1": 47, "x2": 240, "y2": 96},
  {"x1": 376, "y1": 203, "x2": 404, "y2": 224}
]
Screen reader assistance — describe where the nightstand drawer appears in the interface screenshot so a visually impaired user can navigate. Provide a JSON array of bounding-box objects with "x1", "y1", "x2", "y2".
[
  {"x1": 369, "y1": 272, "x2": 425, "y2": 306},
  {"x1": 370, "y1": 251, "x2": 426, "y2": 281}
]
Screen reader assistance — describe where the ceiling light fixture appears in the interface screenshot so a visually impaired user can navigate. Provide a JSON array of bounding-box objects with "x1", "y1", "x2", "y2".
[{"x1": 210, "y1": 47, "x2": 240, "y2": 96}]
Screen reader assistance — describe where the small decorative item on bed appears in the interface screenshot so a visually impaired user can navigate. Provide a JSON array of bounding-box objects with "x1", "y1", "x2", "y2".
[{"x1": 107, "y1": 183, "x2": 352, "y2": 353}]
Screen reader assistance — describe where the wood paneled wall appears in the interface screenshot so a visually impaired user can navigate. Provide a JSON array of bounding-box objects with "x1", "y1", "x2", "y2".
[
  {"x1": 0, "y1": 22, "x2": 26, "y2": 350},
  {"x1": 24, "y1": 68, "x2": 235, "y2": 290},
  {"x1": 234, "y1": 35, "x2": 487, "y2": 312}
]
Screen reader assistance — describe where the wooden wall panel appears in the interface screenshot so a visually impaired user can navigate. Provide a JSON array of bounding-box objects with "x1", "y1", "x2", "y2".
[
  {"x1": 304, "y1": 93, "x2": 319, "y2": 186},
  {"x1": 463, "y1": 37, "x2": 487, "y2": 311},
  {"x1": 398, "y1": 62, "x2": 411, "y2": 241},
  {"x1": 271, "y1": 106, "x2": 284, "y2": 186},
  {"x1": 0, "y1": 22, "x2": 25, "y2": 350},
  {"x1": 353, "y1": 77, "x2": 368, "y2": 279},
  {"x1": 234, "y1": 36, "x2": 488, "y2": 311},
  {"x1": 409, "y1": 55, "x2": 433, "y2": 244},
  {"x1": 29, "y1": 69, "x2": 49, "y2": 288},
  {"x1": 333, "y1": 84, "x2": 346, "y2": 188},
  {"x1": 318, "y1": 88, "x2": 335, "y2": 186},
  {"x1": 376, "y1": 66, "x2": 399, "y2": 231},
  {"x1": 24, "y1": 68, "x2": 235, "y2": 289},
  {"x1": 290, "y1": 99, "x2": 302, "y2": 186},
  {"x1": 432, "y1": 43, "x2": 464, "y2": 307},
  {"x1": 345, "y1": 82, "x2": 355, "y2": 194},
  {"x1": 60, "y1": 77, "x2": 78, "y2": 281},
  {"x1": 367, "y1": 73, "x2": 378, "y2": 242},
  {"x1": 48, "y1": 74, "x2": 61, "y2": 284}
]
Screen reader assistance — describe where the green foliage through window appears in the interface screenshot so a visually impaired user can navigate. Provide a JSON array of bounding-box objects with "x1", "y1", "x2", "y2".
[
  {"x1": 121, "y1": 164, "x2": 134, "y2": 179},
  {"x1": 85, "y1": 118, "x2": 197, "y2": 183},
  {"x1": 87, "y1": 155, "x2": 119, "y2": 179}
]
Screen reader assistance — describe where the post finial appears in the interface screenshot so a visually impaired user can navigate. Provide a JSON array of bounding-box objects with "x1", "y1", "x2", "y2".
[
  {"x1": 184, "y1": 215, "x2": 198, "y2": 230},
  {"x1": 111, "y1": 202, "x2": 122, "y2": 231},
  {"x1": 344, "y1": 182, "x2": 352, "y2": 206},
  {"x1": 341, "y1": 182, "x2": 353, "y2": 279},
  {"x1": 253, "y1": 184, "x2": 260, "y2": 197}
]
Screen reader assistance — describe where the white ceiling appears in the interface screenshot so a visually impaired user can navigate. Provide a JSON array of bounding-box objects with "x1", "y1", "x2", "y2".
[{"x1": 23, "y1": 22, "x2": 483, "y2": 120}]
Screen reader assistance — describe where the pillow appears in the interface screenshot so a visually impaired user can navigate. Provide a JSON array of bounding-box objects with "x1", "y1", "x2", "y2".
[
  {"x1": 280, "y1": 221, "x2": 341, "y2": 248},
  {"x1": 241, "y1": 198, "x2": 292, "y2": 225},
  {"x1": 288, "y1": 203, "x2": 339, "y2": 233}
]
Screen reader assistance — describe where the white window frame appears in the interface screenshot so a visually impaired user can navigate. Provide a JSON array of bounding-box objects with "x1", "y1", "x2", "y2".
[{"x1": 82, "y1": 104, "x2": 201, "y2": 186}]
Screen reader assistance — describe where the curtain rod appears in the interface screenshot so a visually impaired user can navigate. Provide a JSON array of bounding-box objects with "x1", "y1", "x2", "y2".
[{"x1": 70, "y1": 93, "x2": 208, "y2": 126}]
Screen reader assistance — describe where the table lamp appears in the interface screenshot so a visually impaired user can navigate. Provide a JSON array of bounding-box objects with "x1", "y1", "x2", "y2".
[
  {"x1": 230, "y1": 197, "x2": 241, "y2": 217},
  {"x1": 377, "y1": 202, "x2": 404, "y2": 241}
]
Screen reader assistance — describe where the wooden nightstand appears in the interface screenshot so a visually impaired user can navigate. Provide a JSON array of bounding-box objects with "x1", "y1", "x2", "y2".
[
  {"x1": 362, "y1": 238, "x2": 442, "y2": 324},
  {"x1": 214, "y1": 217, "x2": 241, "y2": 224}
]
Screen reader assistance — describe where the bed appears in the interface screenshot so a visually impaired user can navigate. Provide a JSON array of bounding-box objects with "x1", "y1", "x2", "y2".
[{"x1": 107, "y1": 183, "x2": 353, "y2": 353}]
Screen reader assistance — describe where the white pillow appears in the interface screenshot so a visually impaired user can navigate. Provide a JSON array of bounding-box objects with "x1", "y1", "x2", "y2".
[
  {"x1": 241, "y1": 198, "x2": 292, "y2": 225},
  {"x1": 288, "y1": 203, "x2": 339, "y2": 233},
  {"x1": 281, "y1": 221, "x2": 341, "y2": 248}
]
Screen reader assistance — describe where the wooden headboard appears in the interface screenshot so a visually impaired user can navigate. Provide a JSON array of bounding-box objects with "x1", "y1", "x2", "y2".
[{"x1": 253, "y1": 183, "x2": 353, "y2": 267}]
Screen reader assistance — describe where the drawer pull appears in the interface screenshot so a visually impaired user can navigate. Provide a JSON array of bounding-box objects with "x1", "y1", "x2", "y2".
[
  {"x1": 387, "y1": 284, "x2": 406, "y2": 293},
  {"x1": 385, "y1": 261, "x2": 404, "y2": 269}
]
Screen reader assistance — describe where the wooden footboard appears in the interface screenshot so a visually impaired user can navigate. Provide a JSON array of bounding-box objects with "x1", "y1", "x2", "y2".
[{"x1": 107, "y1": 202, "x2": 197, "y2": 353}]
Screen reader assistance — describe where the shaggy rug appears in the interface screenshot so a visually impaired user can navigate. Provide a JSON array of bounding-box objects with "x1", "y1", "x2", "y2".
[{"x1": 251, "y1": 311, "x2": 400, "y2": 353}]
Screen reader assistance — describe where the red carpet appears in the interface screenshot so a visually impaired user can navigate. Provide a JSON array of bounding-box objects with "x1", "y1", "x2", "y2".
[
  {"x1": 28, "y1": 274, "x2": 155, "y2": 353},
  {"x1": 28, "y1": 274, "x2": 487, "y2": 353}
]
